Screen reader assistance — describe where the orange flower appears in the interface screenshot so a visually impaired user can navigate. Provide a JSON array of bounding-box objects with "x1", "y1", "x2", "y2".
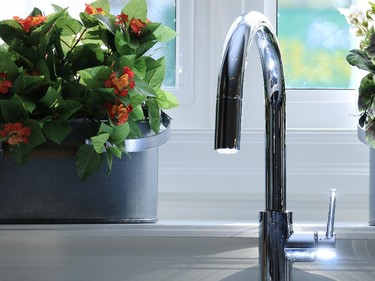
[
  {"x1": 0, "y1": 123, "x2": 32, "y2": 145},
  {"x1": 112, "y1": 74, "x2": 130, "y2": 93},
  {"x1": 0, "y1": 72, "x2": 12, "y2": 94},
  {"x1": 129, "y1": 18, "x2": 146, "y2": 35},
  {"x1": 13, "y1": 14, "x2": 47, "y2": 32},
  {"x1": 85, "y1": 4, "x2": 105, "y2": 15},
  {"x1": 104, "y1": 67, "x2": 135, "y2": 97},
  {"x1": 107, "y1": 103, "x2": 133, "y2": 125}
]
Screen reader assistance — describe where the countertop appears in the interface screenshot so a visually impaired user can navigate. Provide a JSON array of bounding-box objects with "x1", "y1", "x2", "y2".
[{"x1": 0, "y1": 222, "x2": 374, "y2": 281}]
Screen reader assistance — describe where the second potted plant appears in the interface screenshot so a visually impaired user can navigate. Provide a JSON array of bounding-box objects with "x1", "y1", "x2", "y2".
[{"x1": 340, "y1": 1, "x2": 375, "y2": 225}]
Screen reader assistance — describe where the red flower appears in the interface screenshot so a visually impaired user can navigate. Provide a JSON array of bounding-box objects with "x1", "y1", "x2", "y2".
[
  {"x1": 123, "y1": 66, "x2": 135, "y2": 78},
  {"x1": 13, "y1": 14, "x2": 47, "y2": 32},
  {"x1": 0, "y1": 72, "x2": 12, "y2": 94},
  {"x1": 119, "y1": 89, "x2": 129, "y2": 97},
  {"x1": 0, "y1": 123, "x2": 32, "y2": 145},
  {"x1": 115, "y1": 13, "x2": 129, "y2": 25},
  {"x1": 129, "y1": 18, "x2": 146, "y2": 35}
]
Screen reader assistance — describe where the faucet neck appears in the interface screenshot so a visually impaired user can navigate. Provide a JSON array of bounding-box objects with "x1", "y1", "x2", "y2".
[{"x1": 215, "y1": 11, "x2": 286, "y2": 211}]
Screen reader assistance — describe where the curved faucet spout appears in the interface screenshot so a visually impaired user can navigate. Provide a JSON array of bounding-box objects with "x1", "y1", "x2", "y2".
[
  {"x1": 214, "y1": 11, "x2": 286, "y2": 211},
  {"x1": 214, "y1": 11, "x2": 337, "y2": 281}
]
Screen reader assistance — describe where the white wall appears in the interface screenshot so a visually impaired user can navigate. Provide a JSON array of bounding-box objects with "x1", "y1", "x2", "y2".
[{"x1": 158, "y1": 0, "x2": 370, "y2": 224}]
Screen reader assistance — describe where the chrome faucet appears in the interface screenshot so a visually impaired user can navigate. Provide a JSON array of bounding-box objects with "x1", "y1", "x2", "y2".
[{"x1": 214, "y1": 11, "x2": 337, "y2": 281}]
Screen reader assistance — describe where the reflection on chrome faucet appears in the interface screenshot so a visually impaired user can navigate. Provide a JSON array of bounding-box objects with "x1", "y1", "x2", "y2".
[{"x1": 214, "y1": 11, "x2": 337, "y2": 281}]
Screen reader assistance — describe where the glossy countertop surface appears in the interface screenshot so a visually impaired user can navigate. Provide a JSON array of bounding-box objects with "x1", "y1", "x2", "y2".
[{"x1": 0, "y1": 221, "x2": 374, "y2": 281}]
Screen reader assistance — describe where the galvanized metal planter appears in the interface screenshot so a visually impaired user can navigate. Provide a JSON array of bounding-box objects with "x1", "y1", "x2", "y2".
[
  {"x1": 0, "y1": 116, "x2": 170, "y2": 224},
  {"x1": 357, "y1": 124, "x2": 375, "y2": 226}
]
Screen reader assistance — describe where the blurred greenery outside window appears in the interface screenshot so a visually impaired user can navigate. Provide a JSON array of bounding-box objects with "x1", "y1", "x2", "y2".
[
  {"x1": 278, "y1": 0, "x2": 352, "y2": 89},
  {"x1": 0, "y1": 0, "x2": 176, "y2": 87}
]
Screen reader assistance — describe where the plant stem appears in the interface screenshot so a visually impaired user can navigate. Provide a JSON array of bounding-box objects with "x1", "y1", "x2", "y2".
[{"x1": 71, "y1": 28, "x2": 88, "y2": 51}]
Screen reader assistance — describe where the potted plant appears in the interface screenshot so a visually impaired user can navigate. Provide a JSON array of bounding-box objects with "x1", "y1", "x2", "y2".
[
  {"x1": 0, "y1": 0, "x2": 178, "y2": 223},
  {"x1": 339, "y1": 2, "x2": 375, "y2": 225}
]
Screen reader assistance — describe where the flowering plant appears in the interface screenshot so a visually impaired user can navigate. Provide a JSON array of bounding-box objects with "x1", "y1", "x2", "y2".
[
  {"x1": 339, "y1": 2, "x2": 375, "y2": 146},
  {"x1": 0, "y1": 0, "x2": 177, "y2": 179}
]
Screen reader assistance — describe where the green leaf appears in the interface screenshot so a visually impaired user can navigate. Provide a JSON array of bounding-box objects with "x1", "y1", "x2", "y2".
[
  {"x1": 52, "y1": 4, "x2": 64, "y2": 12},
  {"x1": 347, "y1": 49, "x2": 375, "y2": 73},
  {"x1": 43, "y1": 121, "x2": 71, "y2": 144},
  {"x1": 15, "y1": 95, "x2": 36, "y2": 113},
  {"x1": 0, "y1": 52, "x2": 19, "y2": 80},
  {"x1": 156, "y1": 89, "x2": 179, "y2": 109},
  {"x1": 59, "y1": 100, "x2": 83, "y2": 121},
  {"x1": 55, "y1": 17, "x2": 83, "y2": 36},
  {"x1": 40, "y1": 86, "x2": 66, "y2": 109},
  {"x1": 91, "y1": 133, "x2": 110, "y2": 153},
  {"x1": 134, "y1": 57, "x2": 146, "y2": 78},
  {"x1": 153, "y1": 25, "x2": 177, "y2": 42},
  {"x1": 108, "y1": 145, "x2": 123, "y2": 158},
  {"x1": 80, "y1": 12, "x2": 100, "y2": 28},
  {"x1": 138, "y1": 23, "x2": 159, "y2": 43},
  {"x1": 98, "y1": 122, "x2": 114, "y2": 135},
  {"x1": 94, "y1": 14, "x2": 117, "y2": 35},
  {"x1": 0, "y1": 19, "x2": 26, "y2": 46},
  {"x1": 23, "y1": 119, "x2": 46, "y2": 147},
  {"x1": 136, "y1": 40, "x2": 157, "y2": 57},
  {"x1": 129, "y1": 91, "x2": 147, "y2": 107},
  {"x1": 106, "y1": 150, "x2": 113, "y2": 176},
  {"x1": 115, "y1": 30, "x2": 130, "y2": 56},
  {"x1": 145, "y1": 57, "x2": 165, "y2": 91},
  {"x1": 30, "y1": 8, "x2": 43, "y2": 17},
  {"x1": 127, "y1": 119, "x2": 142, "y2": 138},
  {"x1": 8, "y1": 143, "x2": 33, "y2": 166},
  {"x1": 119, "y1": 54, "x2": 137, "y2": 68},
  {"x1": 109, "y1": 122, "x2": 130, "y2": 144},
  {"x1": 0, "y1": 97, "x2": 27, "y2": 122},
  {"x1": 133, "y1": 76, "x2": 156, "y2": 96},
  {"x1": 78, "y1": 65, "x2": 112, "y2": 89},
  {"x1": 144, "y1": 56, "x2": 161, "y2": 72},
  {"x1": 365, "y1": 119, "x2": 375, "y2": 147},
  {"x1": 76, "y1": 144, "x2": 104, "y2": 180},
  {"x1": 358, "y1": 74, "x2": 375, "y2": 112},
  {"x1": 122, "y1": 0, "x2": 147, "y2": 21},
  {"x1": 130, "y1": 104, "x2": 145, "y2": 121},
  {"x1": 146, "y1": 98, "x2": 160, "y2": 133},
  {"x1": 12, "y1": 73, "x2": 44, "y2": 95},
  {"x1": 69, "y1": 43, "x2": 105, "y2": 71},
  {"x1": 35, "y1": 59, "x2": 51, "y2": 84}
]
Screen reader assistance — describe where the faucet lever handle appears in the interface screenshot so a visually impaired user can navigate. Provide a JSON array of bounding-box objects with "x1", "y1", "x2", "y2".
[{"x1": 326, "y1": 188, "x2": 337, "y2": 239}]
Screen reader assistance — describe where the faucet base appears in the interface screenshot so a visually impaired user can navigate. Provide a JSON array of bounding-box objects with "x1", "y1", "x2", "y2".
[{"x1": 259, "y1": 211, "x2": 293, "y2": 281}]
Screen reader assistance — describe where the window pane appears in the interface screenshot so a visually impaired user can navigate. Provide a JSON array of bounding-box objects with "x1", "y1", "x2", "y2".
[
  {"x1": 278, "y1": 0, "x2": 352, "y2": 89},
  {"x1": 147, "y1": 0, "x2": 176, "y2": 88}
]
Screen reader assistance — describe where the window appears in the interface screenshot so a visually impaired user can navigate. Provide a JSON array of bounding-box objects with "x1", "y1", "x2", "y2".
[
  {"x1": 263, "y1": 0, "x2": 358, "y2": 129},
  {"x1": 278, "y1": 0, "x2": 352, "y2": 89}
]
